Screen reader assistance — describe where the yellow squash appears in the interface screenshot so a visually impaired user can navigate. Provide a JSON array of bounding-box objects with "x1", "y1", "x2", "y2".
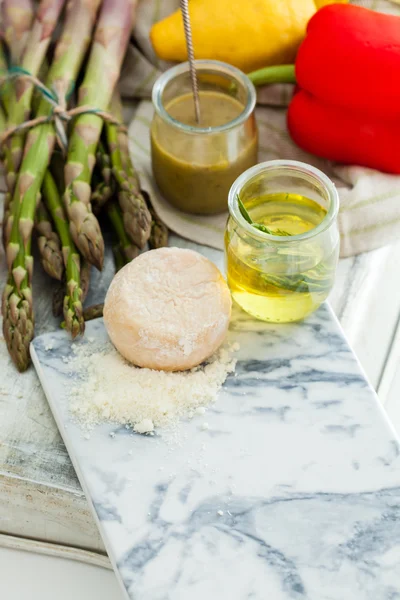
[{"x1": 150, "y1": 0, "x2": 317, "y2": 74}]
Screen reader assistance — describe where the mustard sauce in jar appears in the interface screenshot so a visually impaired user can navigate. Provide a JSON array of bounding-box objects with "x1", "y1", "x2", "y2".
[{"x1": 151, "y1": 61, "x2": 258, "y2": 215}]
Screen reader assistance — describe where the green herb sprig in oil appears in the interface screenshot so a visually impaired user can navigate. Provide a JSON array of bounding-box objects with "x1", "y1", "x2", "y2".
[
  {"x1": 235, "y1": 195, "x2": 336, "y2": 295},
  {"x1": 237, "y1": 196, "x2": 291, "y2": 237}
]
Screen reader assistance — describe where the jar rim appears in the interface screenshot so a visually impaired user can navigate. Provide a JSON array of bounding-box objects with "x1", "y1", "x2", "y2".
[
  {"x1": 151, "y1": 60, "x2": 257, "y2": 135},
  {"x1": 228, "y1": 160, "x2": 340, "y2": 243}
]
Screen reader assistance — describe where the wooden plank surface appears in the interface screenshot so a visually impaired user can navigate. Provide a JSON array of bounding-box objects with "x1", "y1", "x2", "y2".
[
  {"x1": 330, "y1": 240, "x2": 400, "y2": 390},
  {"x1": 0, "y1": 230, "x2": 116, "y2": 552},
  {"x1": 378, "y1": 315, "x2": 400, "y2": 435}
]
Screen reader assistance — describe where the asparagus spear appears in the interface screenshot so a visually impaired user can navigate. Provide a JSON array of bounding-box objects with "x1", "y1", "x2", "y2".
[
  {"x1": 91, "y1": 141, "x2": 116, "y2": 213},
  {"x1": 42, "y1": 170, "x2": 85, "y2": 338},
  {"x1": 106, "y1": 201, "x2": 139, "y2": 264},
  {"x1": 2, "y1": 0, "x2": 66, "y2": 247},
  {"x1": 107, "y1": 90, "x2": 151, "y2": 249},
  {"x1": 52, "y1": 260, "x2": 90, "y2": 318},
  {"x1": 0, "y1": 41, "x2": 7, "y2": 68},
  {"x1": 35, "y1": 200, "x2": 64, "y2": 281},
  {"x1": 80, "y1": 259, "x2": 91, "y2": 304},
  {"x1": 112, "y1": 243, "x2": 125, "y2": 272},
  {"x1": 1, "y1": 0, "x2": 34, "y2": 65},
  {"x1": 2, "y1": 0, "x2": 100, "y2": 370},
  {"x1": 83, "y1": 303, "x2": 104, "y2": 322},
  {"x1": 51, "y1": 150, "x2": 90, "y2": 320},
  {"x1": 52, "y1": 281, "x2": 65, "y2": 318},
  {"x1": 0, "y1": 42, "x2": 11, "y2": 116},
  {"x1": 0, "y1": 104, "x2": 6, "y2": 147},
  {"x1": 145, "y1": 195, "x2": 169, "y2": 249},
  {"x1": 31, "y1": 58, "x2": 49, "y2": 115},
  {"x1": 63, "y1": 0, "x2": 136, "y2": 269}
]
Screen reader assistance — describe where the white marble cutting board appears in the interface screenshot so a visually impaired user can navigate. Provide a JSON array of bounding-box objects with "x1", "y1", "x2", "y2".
[{"x1": 31, "y1": 289, "x2": 400, "y2": 599}]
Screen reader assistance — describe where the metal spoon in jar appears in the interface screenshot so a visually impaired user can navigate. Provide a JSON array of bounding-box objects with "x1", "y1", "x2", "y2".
[{"x1": 180, "y1": 0, "x2": 201, "y2": 124}]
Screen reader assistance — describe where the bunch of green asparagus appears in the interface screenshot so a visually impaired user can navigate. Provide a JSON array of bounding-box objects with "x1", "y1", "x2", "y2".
[{"x1": 0, "y1": 0, "x2": 168, "y2": 371}]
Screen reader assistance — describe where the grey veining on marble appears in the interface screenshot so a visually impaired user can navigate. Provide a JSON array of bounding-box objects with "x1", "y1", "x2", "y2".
[{"x1": 31, "y1": 301, "x2": 400, "y2": 600}]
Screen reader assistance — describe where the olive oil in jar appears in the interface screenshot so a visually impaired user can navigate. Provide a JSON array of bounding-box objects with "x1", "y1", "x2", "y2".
[{"x1": 225, "y1": 193, "x2": 339, "y2": 322}]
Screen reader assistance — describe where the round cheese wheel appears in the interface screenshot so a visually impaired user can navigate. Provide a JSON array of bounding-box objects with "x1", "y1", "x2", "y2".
[{"x1": 103, "y1": 247, "x2": 232, "y2": 371}]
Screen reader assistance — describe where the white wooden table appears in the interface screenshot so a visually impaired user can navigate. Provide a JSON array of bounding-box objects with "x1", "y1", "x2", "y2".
[
  {"x1": 0, "y1": 547, "x2": 121, "y2": 599},
  {"x1": 1, "y1": 233, "x2": 400, "y2": 566}
]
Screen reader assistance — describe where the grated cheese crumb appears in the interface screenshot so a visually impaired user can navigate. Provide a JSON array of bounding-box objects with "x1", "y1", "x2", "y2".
[
  {"x1": 68, "y1": 340, "x2": 237, "y2": 437},
  {"x1": 134, "y1": 419, "x2": 154, "y2": 434}
]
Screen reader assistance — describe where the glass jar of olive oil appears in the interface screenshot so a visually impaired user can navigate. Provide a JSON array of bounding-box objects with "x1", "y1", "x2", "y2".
[{"x1": 225, "y1": 160, "x2": 340, "y2": 323}]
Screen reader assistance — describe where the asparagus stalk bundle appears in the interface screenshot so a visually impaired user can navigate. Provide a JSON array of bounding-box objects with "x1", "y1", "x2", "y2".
[
  {"x1": 2, "y1": 0, "x2": 101, "y2": 370},
  {"x1": 1, "y1": 0, "x2": 170, "y2": 371},
  {"x1": 63, "y1": 0, "x2": 136, "y2": 270}
]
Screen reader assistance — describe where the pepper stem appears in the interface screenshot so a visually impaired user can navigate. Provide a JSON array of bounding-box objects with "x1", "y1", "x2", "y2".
[{"x1": 247, "y1": 65, "x2": 296, "y2": 87}]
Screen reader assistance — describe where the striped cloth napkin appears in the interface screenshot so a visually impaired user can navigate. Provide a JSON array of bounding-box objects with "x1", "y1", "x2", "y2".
[{"x1": 121, "y1": 0, "x2": 400, "y2": 258}]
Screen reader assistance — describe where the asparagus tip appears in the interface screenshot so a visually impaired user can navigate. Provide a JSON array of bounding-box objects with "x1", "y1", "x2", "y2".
[
  {"x1": 69, "y1": 218, "x2": 105, "y2": 271},
  {"x1": 2, "y1": 289, "x2": 33, "y2": 372}
]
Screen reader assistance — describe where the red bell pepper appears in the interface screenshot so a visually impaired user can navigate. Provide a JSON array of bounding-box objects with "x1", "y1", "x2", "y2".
[
  {"x1": 288, "y1": 92, "x2": 400, "y2": 174},
  {"x1": 248, "y1": 4, "x2": 400, "y2": 174}
]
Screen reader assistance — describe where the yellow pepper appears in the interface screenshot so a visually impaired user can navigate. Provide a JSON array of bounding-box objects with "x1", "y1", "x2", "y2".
[
  {"x1": 150, "y1": 0, "x2": 317, "y2": 74},
  {"x1": 314, "y1": 0, "x2": 347, "y2": 6}
]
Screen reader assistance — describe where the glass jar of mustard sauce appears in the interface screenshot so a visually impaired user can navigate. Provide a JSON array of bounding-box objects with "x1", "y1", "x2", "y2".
[
  {"x1": 225, "y1": 160, "x2": 340, "y2": 323},
  {"x1": 151, "y1": 60, "x2": 258, "y2": 215}
]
